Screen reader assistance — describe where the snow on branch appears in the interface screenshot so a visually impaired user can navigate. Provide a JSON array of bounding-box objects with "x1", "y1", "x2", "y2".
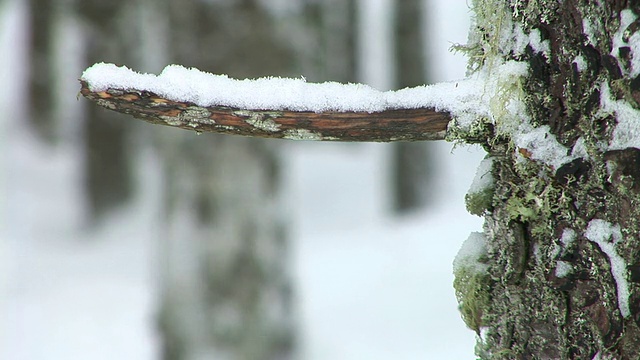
[{"x1": 78, "y1": 63, "x2": 484, "y2": 142}]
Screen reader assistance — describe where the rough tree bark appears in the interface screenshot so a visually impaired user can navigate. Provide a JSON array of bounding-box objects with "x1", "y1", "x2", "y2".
[{"x1": 454, "y1": 1, "x2": 640, "y2": 358}]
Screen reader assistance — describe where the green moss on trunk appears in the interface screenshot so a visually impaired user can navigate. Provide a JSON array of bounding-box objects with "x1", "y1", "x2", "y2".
[{"x1": 455, "y1": 1, "x2": 640, "y2": 358}]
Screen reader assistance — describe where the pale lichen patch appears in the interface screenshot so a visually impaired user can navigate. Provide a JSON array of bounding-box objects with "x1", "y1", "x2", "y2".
[
  {"x1": 216, "y1": 125, "x2": 237, "y2": 132},
  {"x1": 234, "y1": 110, "x2": 282, "y2": 132},
  {"x1": 159, "y1": 115, "x2": 182, "y2": 126},
  {"x1": 96, "y1": 99, "x2": 117, "y2": 110},
  {"x1": 180, "y1": 106, "x2": 211, "y2": 121},
  {"x1": 182, "y1": 107, "x2": 212, "y2": 123},
  {"x1": 160, "y1": 106, "x2": 214, "y2": 127},
  {"x1": 283, "y1": 129, "x2": 323, "y2": 141}
]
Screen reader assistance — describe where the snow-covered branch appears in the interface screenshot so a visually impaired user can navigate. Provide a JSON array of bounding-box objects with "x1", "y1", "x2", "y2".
[
  {"x1": 79, "y1": 80, "x2": 450, "y2": 141},
  {"x1": 79, "y1": 63, "x2": 463, "y2": 142}
]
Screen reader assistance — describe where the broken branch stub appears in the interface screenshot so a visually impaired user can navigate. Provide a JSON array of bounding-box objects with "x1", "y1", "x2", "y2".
[{"x1": 79, "y1": 81, "x2": 451, "y2": 142}]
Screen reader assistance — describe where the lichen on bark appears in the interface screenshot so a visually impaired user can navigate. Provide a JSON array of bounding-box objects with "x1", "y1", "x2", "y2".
[{"x1": 454, "y1": 0, "x2": 640, "y2": 358}]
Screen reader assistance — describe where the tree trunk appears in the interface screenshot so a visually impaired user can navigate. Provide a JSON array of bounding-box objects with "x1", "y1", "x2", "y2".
[
  {"x1": 156, "y1": 1, "x2": 297, "y2": 359},
  {"x1": 77, "y1": 1, "x2": 136, "y2": 220},
  {"x1": 454, "y1": 1, "x2": 640, "y2": 358},
  {"x1": 156, "y1": 134, "x2": 294, "y2": 360},
  {"x1": 392, "y1": 0, "x2": 436, "y2": 213},
  {"x1": 319, "y1": 0, "x2": 358, "y2": 82},
  {"x1": 27, "y1": 0, "x2": 55, "y2": 140}
]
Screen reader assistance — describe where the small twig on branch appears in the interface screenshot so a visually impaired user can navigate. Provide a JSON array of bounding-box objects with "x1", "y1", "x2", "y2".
[{"x1": 79, "y1": 81, "x2": 451, "y2": 142}]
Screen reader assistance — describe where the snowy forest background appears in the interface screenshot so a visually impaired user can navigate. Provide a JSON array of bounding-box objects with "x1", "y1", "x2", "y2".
[{"x1": 1, "y1": 0, "x2": 484, "y2": 358}]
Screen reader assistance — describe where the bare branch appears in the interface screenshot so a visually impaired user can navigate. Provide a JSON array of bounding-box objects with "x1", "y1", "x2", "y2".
[{"x1": 79, "y1": 80, "x2": 451, "y2": 142}]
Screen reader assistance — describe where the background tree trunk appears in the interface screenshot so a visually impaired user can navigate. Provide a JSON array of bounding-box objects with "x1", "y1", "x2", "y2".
[
  {"x1": 156, "y1": 1, "x2": 305, "y2": 358},
  {"x1": 157, "y1": 134, "x2": 293, "y2": 360},
  {"x1": 306, "y1": 0, "x2": 357, "y2": 82},
  {"x1": 27, "y1": 0, "x2": 54, "y2": 140},
  {"x1": 77, "y1": 1, "x2": 136, "y2": 220},
  {"x1": 391, "y1": 0, "x2": 436, "y2": 212},
  {"x1": 459, "y1": 1, "x2": 640, "y2": 358}
]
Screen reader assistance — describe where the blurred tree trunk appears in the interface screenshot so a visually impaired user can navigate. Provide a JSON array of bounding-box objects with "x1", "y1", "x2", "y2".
[
  {"x1": 157, "y1": 135, "x2": 293, "y2": 360},
  {"x1": 76, "y1": 1, "x2": 136, "y2": 220},
  {"x1": 26, "y1": 0, "x2": 134, "y2": 221},
  {"x1": 309, "y1": 0, "x2": 357, "y2": 82},
  {"x1": 392, "y1": 0, "x2": 436, "y2": 213},
  {"x1": 27, "y1": 0, "x2": 54, "y2": 140},
  {"x1": 458, "y1": 1, "x2": 640, "y2": 358},
  {"x1": 156, "y1": 1, "x2": 298, "y2": 359}
]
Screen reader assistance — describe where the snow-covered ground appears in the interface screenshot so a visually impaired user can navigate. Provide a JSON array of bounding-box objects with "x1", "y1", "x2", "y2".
[
  {"x1": 287, "y1": 142, "x2": 483, "y2": 360},
  {"x1": 1, "y1": 0, "x2": 483, "y2": 358}
]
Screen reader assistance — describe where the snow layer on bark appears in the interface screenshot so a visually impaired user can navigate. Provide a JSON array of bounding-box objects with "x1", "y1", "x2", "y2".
[
  {"x1": 560, "y1": 228, "x2": 576, "y2": 247},
  {"x1": 573, "y1": 55, "x2": 587, "y2": 72},
  {"x1": 82, "y1": 55, "x2": 584, "y2": 172},
  {"x1": 81, "y1": 62, "x2": 511, "y2": 119},
  {"x1": 453, "y1": 232, "x2": 488, "y2": 274},
  {"x1": 468, "y1": 157, "x2": 494, "y2": 194},
  {"x1": 513, "y1": 124, "x2": 575, "y2": 169},
  {"x1": 612, "y1": 9, "x2": 640, "y2": 78},
  {"x1": 600, "y1": 82, "x2": 640, "y2": 150},
  {"x1": 469, "y1": 18, "x2": 573, "y2": 170},
  {"x1": 584, "y1": 219, "x2": 630, "y2": 318},
  {"x1": 554, "y1": 228, "x2": 577, "y2": 278},
  {"x1": 602, "y1": 9, "x2": 640, "y2": 151},
  {"x1": 555, "y1": 261, "x2": 573, "y2": 278}
]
